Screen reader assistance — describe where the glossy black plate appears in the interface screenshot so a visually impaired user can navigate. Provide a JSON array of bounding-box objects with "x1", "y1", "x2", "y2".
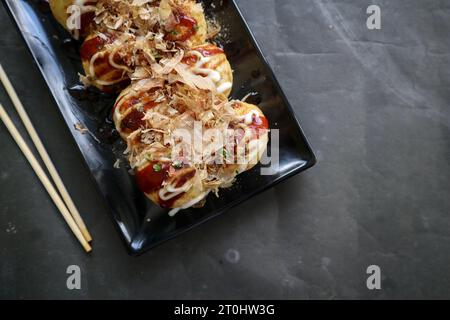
[{"x1": 4, "y1": 0, "x2": 316, "y2": 255}]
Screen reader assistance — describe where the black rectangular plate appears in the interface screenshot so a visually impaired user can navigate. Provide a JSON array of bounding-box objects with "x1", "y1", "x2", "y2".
[{"x1": 4, "y1": 0, "x2": 316, "y2": 255}]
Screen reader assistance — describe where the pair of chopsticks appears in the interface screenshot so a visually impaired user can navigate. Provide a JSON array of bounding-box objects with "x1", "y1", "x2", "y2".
[{"x1": 0, "y1": 64, "x2": 92, "y2": 252}]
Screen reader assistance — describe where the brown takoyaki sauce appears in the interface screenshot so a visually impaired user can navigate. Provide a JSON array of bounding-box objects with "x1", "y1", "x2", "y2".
[
  {"x1": 80, "y1": 4, "x2": 96, "y2": 35},
  {"x1": 166, "y1": 11, "x2": 198, "y2": 42},
  {"x1": 174, "y1": 168, "x2": 196, "y2": 188},
  {"x1": 117, "y1": 91, "x2": 159, "y2": 133},
  {"x1": 160, "y1": 168, "x2": 196, "y2": 208},
  {"x1": 135, "y1": 164, "x2": 197, "y2": 208},
  {"x1": 80, "y1": 33, "x2": 115, "y2": 60},
  {"x1": 121, "y1": 109, "x2": 146, "y2": 132},
  {"x1": 135, "y1": 162, "x2": 169, "y2": 193},
  {"x1": 135, "y1": 163, "x2": 182, "y2": 208}
]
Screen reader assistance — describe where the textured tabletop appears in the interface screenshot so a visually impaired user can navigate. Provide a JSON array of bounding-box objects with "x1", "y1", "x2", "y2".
[{"x1": 0, "y1": 0, "x2": 449, "y2": 299}]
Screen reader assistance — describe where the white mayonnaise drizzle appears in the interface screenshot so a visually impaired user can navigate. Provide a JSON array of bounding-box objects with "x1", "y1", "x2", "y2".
[
  {"x1": 239, "y1": 110, "x2": 261, "y2": 125},
  {"x1": 113, "y1": 99, "x2": 125, "y2": 124},
  {"x1": 159, "y1": 178, "x2": 193, "y2": 201},
  {"x1": 217, "y1": 82, "x2": 232, "y2": 94},
  {"x1": 189, "y1": 51, "x2": 232, "y2": 94},
  {"x1": 113, "y1": 92, "x2": 137, "y2": 127},
  {"x1": 108, "y1": 46, "x2": 133, "y2": 73},
  {"x1": 168, "y1": 191, "x2": 210, "y2": 217},
  {"x1": 89, "y1": 51, "x2": 127, "y2": 86}
]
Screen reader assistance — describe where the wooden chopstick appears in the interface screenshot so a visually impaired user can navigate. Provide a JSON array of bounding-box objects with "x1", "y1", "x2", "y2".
[
  {"x1": 0, "y1": 104, "x2": 92, "y2": 252},
  {"x1": 0, "y1": 64, "x2": 92, "y2": 242}
]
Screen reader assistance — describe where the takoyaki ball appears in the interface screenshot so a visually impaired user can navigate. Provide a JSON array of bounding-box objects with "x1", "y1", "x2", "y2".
[
  {"x1": 80, "y1": 32, "x2": 131, "y2": 93},
  {"x1": 182, "y1": 44, "x2": 233, "y2": 97},
  {"x1": 113, "y1": 85, "x2": 163, "y2": 139},
  {"x1": 49, "y1": 0, "x2": 97, "y2": 38},
  {"x1": 135, "y1": 161, "x2": 207, "y2": 211},
  {"x1": 230, "y1": 101, "x2": 270, "y2": 173},
  {"x1": 164, "y1": 1, "x2": 207, "y2": 47}
]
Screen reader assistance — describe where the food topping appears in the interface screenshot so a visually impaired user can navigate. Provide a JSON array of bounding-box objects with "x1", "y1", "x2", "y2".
[{"x1": 60, "y1": 0, "x2": 269, "y2": 213}]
